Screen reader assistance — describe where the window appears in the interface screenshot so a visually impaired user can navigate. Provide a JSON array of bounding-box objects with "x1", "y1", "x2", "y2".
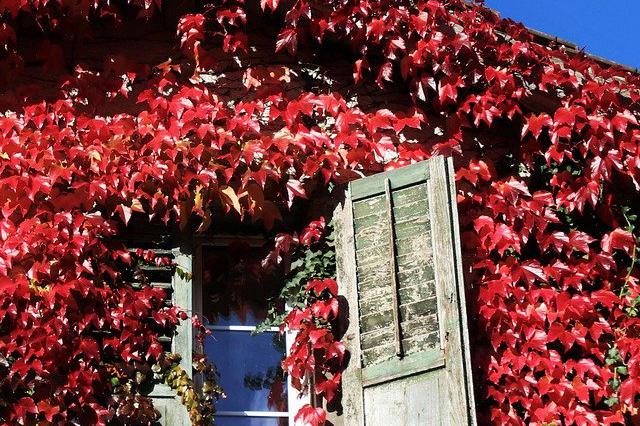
[{"x1": 197, "y1": 241, "x2": 304, "y2": 425}]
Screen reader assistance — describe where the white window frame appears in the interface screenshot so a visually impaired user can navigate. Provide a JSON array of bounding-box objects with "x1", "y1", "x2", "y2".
[{"x1": 192, "y1": 235, "x2": 308, "y2": 425}]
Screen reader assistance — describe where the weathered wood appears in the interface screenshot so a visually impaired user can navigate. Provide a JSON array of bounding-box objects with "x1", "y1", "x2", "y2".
[
  {"x1": 359, "y1": 298, "x2": 393, "y2": 318},
  {"x1": 172, "y1": 248, "x2": 193, "y2": 377},
  {"x1": 353, "y1": 195, "x2": 387, "y2": 218},
  {"x1": 147, "y1": 247, "x2": 192, "y2": 426},
  {"x1": 403, "y1": 331, "x2": 440, "y2": 355},
  {"x1": 191, "y1": 242, "x2": 204, "y2": 393},
  {"x1": 393, "y1": 217, "x2": 430, "y2": 240},
  {"x1": 350, "y1": 161, "x2": 431, "y2": 201},
  {"x1": 446, "y1": 156, "x2": 478, "y2": 425},
  {"x1": 336, "y1": 156, "x2": 476, "y2": 425},
  {"x1": 362, "y1": 350, "x2": 445, "y2": 387},
  {"x1": 391, "y1": 183, "x2": 429, "y2": 208},
  {"x1": 428, "y1": 156, "x2": 475, "y2": 425},
  {"x1": 400, "y1": 312, "x2": 439, "y2": 339},
  {"x1": 362, "y1": 343, "x2": 397, "y2": 367},
  {"x1": 397, "y1": 265, "x2": 435, "y2": 286},
  {"x1": 394, "y1": 234, "x2": 433, "y2": 258},
  {"x1": 359, "y1": 309, "x2": 393, "y2": 333},
  {"x1": 398, "y1": 282, "x2": 436, "y2": 304},
  {"x1": 356, "y1": 262, "x2": 393, "y2": 285},
  {"x1": 334, "y1": 192, "x2": 366, "y2": 426},
  {"x1": 393, "y1": 201, "x2": 429, "y2": 221},
  {"x1": 364, "y1": 371, "x2": 445, "y2": 426},
  {"x1": 399, "y1": 299, "x2": 438, "y2": 320},
  {"x1": 360, "y1": 328, "x2": 395, "y2": 350},
  {"x1": 150, "y1": 389, "x2": 189, "y2": 426},
  {"x1": 384, "y1": 178, "x2": 404, "y2": 359},
  {"x1": 355, "y1": 245, "x2": 392, "y2": 266}
]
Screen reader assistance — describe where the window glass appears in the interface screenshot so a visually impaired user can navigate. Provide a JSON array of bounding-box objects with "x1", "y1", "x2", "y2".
[
  {"x1": 202, "y1": 243, "x2": 290, "y2": 423},
  {"x1": 205, "y1": 331, "x2": 288, "y2": 412},
  {"x1": 202, "y1": 244, "x2": 283, "y2": 326},
  {"x1": 214, "y1": 417, "x2": 288, "y2": 426}
]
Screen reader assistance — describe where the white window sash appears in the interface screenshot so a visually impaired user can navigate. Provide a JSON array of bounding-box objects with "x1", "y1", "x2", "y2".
[
  {"x1": 215, "y1": 410, "x2": 289, "y2": 417},
  {"x1": 285, "y1": 328, "x2": 306, "y2": 425},
  {"x1": 205, "y1": 324, "x2": 280, "y2": 332}
]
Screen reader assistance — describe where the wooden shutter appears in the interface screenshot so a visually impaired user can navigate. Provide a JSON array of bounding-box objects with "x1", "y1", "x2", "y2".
[
  {"x1": 132, "y1": 247, "x2": 193, "y2": 425},
  {"x1": 334, "y1": 156, "x2": 476, "y2": 426}
]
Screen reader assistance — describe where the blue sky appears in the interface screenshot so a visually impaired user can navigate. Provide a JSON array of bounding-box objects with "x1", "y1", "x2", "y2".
[{"x1": 485, "y1": 1, "x2": 640, "y2": 69}]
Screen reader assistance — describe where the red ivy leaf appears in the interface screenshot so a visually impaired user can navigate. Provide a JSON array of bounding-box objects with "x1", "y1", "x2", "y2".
[
  {"x1": 521, "y1": 113, "x2": 552, "y2": 140},
  {"x1": 294, "y1": 404, "x2": 326, "y2": 426},
  {"x1": 116, "y1": 204, "x2": 132, "y2": 225},
  {"x1": 306, "y1": 278, "x2": 338, "y2": 296},
  {"x1": 310, "y1": 299, "x2": 339, "y2": 320},
  {"x1": 261, "y1": 0, "x2": 279, "y2": 11},
  {"x1": 620, "y1": 377, "x2": 640, "y2": 406},
  {"x1": 601, "y1": 228, "x2": 635, "y2": 255},
  {"x1": 276, "y1": 28, "x2": 297, "y2": 54},
  {"x1": 315, "y1": 372, "x2": 341, "y2": 403}
]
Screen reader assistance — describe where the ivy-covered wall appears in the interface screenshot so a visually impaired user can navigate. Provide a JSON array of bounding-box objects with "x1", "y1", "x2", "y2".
[{"x1": 1, "y1": 0, "x2": 640, "y2": 425}]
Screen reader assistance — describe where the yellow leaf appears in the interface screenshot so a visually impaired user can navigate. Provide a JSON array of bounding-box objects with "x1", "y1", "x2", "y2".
[
  {"x1": 130, "y1": 198, "x2": 144, "y2": 213},
  {"x1": 176, "y1": 139, "x2": 191, "y2": 150},
  {"x1": 219, "y1": 185, "x2": 241, "y2": 214},
  {"x1": 194, "y1": 185, "x2": 204, "y2": 211}
]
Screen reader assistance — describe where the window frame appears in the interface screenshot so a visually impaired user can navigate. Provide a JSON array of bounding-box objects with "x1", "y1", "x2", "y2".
[{"x1": 192, "y1": 235, "x2": 308, "y2": 425}]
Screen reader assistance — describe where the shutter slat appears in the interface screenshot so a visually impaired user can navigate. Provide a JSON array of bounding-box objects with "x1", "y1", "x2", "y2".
[
  {"x1": 351, "y1": 166, "x2": 441, "y2": 369},
  {"x1": 149, "y1": 281, "x2": 172, "y2": 290},
  {"x1": 383, "y1": 178, "x2": 404, "y2": 360}
]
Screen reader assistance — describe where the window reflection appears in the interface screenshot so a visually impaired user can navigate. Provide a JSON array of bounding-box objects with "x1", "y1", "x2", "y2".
[
  {"x1": 202, "y1": 243, "x2": 283, "y2": 326},
  {"x1": 205, "y1": 332, "x2": 288, "y2": 412},
  {"x1": 215, "y1": 417, "x2": 288, "y2": 426},
  {"x1": 202, "y1": 244, "x2": 290, "y2": 425}
]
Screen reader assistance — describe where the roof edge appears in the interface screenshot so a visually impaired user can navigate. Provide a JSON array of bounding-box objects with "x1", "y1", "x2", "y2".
[{"x1": 481, "y1": 3, "x2": 639, "y2": 75}]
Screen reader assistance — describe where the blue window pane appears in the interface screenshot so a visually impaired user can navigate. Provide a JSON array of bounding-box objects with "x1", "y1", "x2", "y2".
[
  {"x1": 214, "y1": 417, "x2": 288, "y2": 426},
  {"x1": 206, "y1": 331, "x2": 288, "y2": 412},
  {"x1": 211, "y1": 310, "x2": 266, "y2": 327}
]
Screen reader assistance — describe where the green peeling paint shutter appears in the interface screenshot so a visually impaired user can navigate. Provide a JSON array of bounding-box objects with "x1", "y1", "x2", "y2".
[{"x1": 334, "y1": 156, "x2": 476, "y2": 426}]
